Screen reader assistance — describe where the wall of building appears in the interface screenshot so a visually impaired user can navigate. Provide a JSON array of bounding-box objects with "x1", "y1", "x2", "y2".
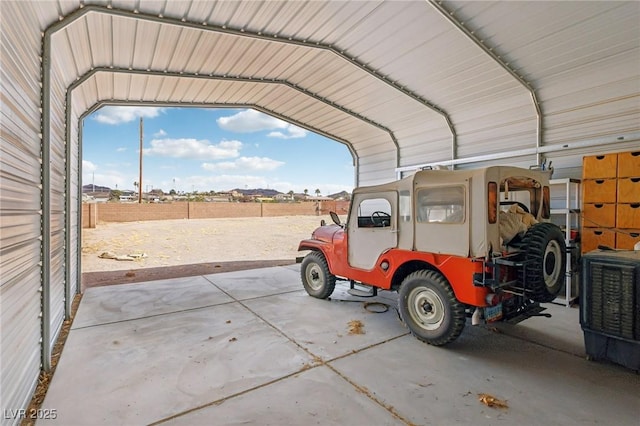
[{"x1": 82, "y1": 201, "x2": 351, "y2": 227}]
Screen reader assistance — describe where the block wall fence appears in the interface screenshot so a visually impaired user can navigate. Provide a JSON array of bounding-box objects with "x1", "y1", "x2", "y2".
[{"x1": 82, "y1": 201, "x2": 351, "y2": 228}]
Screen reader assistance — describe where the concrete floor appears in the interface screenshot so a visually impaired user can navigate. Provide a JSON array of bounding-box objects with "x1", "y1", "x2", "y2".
[{"x1": 42, "y1": 265, "x2": 639, "y2": 425}]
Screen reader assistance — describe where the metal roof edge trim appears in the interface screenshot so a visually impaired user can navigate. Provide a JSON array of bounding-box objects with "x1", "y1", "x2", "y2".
[{"x1": 396, "y1": 132, "x2": 640, "y2": 172}]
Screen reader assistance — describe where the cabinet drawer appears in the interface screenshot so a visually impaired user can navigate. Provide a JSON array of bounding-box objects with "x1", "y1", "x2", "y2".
[
  {"x1": 618, "y1": 178, "x2": 640, "y2": 203},
  {"x1": 616, "y1": 230, "x2": 640, "y2": 250},
  {"x1": 581, "y1": 228, "x2": 616, "y2": 253},
  {"x1": 583, "y1": 179, "x2": 617, "y2": 203},
  {"x1": 617, "y1": 203, "x2": 640, "y2": 229},
  {"x1": 582, "y1": 203, "x2": 616, "y2": 228},
  {"x1": 583, "y1": 154, "x2": 618, "y2": 179},
  {"x1": 617, "y1": 151, "x2": 640, "y2": 178}
]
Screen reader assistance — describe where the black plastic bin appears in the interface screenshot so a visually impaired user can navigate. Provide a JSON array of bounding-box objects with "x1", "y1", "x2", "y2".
[{"x1": 580, "y1": 249, "x2": 640, "y2": 371}]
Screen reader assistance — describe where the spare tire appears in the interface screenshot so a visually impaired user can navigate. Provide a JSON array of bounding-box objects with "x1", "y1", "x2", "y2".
[{"x1": 519, "y1": 222, "x2": 566, "y2": 303}]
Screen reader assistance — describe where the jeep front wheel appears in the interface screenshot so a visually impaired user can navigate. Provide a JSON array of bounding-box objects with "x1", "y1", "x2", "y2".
[
  {"x1": 398, "y1": 270, "x2": 466, "y2": 346},
  {"x1": 520, "y1": 222, "x2": 566, "y2": 303},
  {"x1": 301, "y1": 251, "x2": 336, "y2": 299}
]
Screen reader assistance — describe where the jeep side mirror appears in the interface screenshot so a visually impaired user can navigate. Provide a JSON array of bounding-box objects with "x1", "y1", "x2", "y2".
[{"x1": 330, "y1": 211, "x2": 341, "y2": 226}]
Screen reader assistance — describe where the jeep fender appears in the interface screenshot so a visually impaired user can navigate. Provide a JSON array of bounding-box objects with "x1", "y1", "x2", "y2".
[{"x1": 298, "y1": 239, "x2": 338, "y2": 272}]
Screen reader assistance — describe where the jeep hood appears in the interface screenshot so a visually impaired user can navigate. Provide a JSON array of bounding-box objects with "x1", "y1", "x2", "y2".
[{"x1": 311, "y1": 224, "x2": 343, "y2": 243}]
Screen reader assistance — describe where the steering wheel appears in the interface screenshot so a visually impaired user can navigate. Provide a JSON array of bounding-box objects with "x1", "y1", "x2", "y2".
[
  {"x1": 500, "y1": 201, "x2": 530, "y2": 213},
  {"x1": 371, "y1": 211, "x2": 391, "y2": 226}
]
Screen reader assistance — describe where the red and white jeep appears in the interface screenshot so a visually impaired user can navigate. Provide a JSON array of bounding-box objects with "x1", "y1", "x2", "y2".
[{"x1": 298, "y1": 166, "x2": 566, "y2": 345}]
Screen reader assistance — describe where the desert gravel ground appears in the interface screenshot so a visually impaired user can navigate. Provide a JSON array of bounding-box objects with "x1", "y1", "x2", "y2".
[{"x1": 81, "y1": 215, "x2": 333, "y2": 273}]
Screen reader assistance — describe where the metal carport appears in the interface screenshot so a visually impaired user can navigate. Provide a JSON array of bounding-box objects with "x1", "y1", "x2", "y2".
[{"x1": 1, "y1": 1, "x2": 639, "y2": 420}]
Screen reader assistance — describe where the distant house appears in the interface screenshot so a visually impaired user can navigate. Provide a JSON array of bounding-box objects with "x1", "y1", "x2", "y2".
[
  {"x1": 119, "y1": 190, "x2": 137, "y2": 202},
  {"x1": 83, "y1": 191, "x2": 110, "y2": 203},
  {"x1": 206, "y1": 195, "x2": 232, "y2": 202},
  {"x1": 304, "y1": 196, "x2": 333, "y2": 202},
  {"x1": 274, "y1": 193, "x2": 295, "y2": 202}
]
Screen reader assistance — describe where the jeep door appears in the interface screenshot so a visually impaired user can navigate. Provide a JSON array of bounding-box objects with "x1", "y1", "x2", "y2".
[{"x1": 347, "y1": 191, "x2": 398, "y2": 270}]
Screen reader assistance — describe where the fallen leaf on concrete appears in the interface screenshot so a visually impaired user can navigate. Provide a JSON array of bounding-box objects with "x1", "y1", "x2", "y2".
[
  {"x1": 348, "y1": 320, "x2": 365, "y2": 335},
  {"x1": 228, "y1": 337, "x2": 237, "y2": 342},
  {"x1": 125, "y1": 272, "x2": 135, "y2": 277},
  {"x1": 478, "y1": 393, "x2": 509, "y2": 409}
]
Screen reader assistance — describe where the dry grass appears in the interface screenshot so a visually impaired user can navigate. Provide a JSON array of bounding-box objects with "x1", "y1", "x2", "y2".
[{"x1": 81, "y1": 216, "x2": 328, "y2": 273}]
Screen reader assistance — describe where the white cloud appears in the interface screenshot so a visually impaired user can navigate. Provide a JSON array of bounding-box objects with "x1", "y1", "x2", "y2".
[
  {"x1": 217, "y1": 109, "x2": 307, "y2": 138},
  {"x1": 202, "y1": 156, "x2": 284, "y2": 172},
  {"x1": 83, "y1": 160, "x2": 97, "y2": 172},
  {"x1": 92, "y1": 106, "x2": 166, "y2": 125},
  {"x1": 144, "y1": 138, "x2": 242, "y2": 160},
  {"x1": 116, "y1": 147, "x2": 127, "y2": 152},
  {"x1": 267, "y1": 125, "x2": 307, "y2": 139},
  {"x1": 154, "y1": 129, "x2": 167, "y2": 137},
  {"x1": 217, "y1": 109, "x2": 283, "y2": 132}
]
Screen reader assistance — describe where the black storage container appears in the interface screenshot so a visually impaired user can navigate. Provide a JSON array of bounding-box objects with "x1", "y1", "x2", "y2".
[{"x1": 580, "y1": 250, "x2": 640, "y2": 371}]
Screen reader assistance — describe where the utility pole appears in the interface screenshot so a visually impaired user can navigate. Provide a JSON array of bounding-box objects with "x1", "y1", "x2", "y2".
[{"x1": 138, "y1": 117, "x2": 143, "y2": 203}]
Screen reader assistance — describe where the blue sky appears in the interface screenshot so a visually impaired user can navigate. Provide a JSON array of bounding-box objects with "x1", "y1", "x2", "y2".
[{"x1": 82, "y1": 106, "x2": 355, "y2": 195}]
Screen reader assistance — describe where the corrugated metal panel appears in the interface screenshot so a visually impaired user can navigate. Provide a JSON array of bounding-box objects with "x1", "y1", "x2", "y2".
[
  {"x1": 358, "y1": 150, "x2": 399, "y2": 187},
  {"x1": 2, "y1": 3, "x2": 640, "y2": 419},
  {"x1": 0, "y1": 2, "x2": 44, "y2": 423},
  {"x1": 68, "y1": 112, "x2": 80, "y2": 307},
  {"x1": 47, "y1": 65, "x2": 68, "y2": 352},
  {"x1": 445, "y1": 0, "x2": 640, "y2": 166},
  {"x1": 75, "y1": 71, "x2": 378, "y2": 164}
]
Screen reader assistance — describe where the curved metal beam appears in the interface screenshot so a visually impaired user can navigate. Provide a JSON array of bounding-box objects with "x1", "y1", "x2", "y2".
[
  {"x1": 429, "y1": 0, "x2": 543, "y2": 165},
  {"x1": 48, "y1": 4, "x2": 457, "y2": 167},
  {"x1": 66, "y1": 65, "x2": 402, "y2": 169}
]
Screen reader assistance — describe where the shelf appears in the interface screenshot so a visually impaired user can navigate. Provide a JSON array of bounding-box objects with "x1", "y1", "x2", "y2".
[{"x1": 550, "y1": 178, "x2": 581, "y2": 307}]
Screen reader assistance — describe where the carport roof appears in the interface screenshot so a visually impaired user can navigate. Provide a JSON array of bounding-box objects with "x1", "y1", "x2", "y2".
[{"x1": 15, "y1": 0, "x2": 640, "y2": 183}]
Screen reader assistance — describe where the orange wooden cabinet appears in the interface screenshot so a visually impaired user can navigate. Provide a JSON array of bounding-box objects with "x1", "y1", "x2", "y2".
[
  {"x1": 617, "y1": 203, "x2": 640, "y2": 229},
  {"x1": 582, "y1": 228, "x2": 616, "y2": 252},
  {"x1": 583, "y1": 153, "x2": 618, "y2": 179},
  {"x1": 616, "y1": 229, "x2": 640, "y2": 250},
  {"x1": 582, "y1": 203, "x2": 616, "y2": 228},
  {"x1": 617, "y1": 151, "x2": 640, "y2": 178},
  {"x1": 583, "y1": 179, "x2": 617, "y2": 203},
  {"x1": 617, "y1": 178, "x2": 640, "y2": 203}
]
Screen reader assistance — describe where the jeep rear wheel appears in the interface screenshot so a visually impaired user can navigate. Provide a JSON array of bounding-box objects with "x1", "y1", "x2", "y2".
[
  {"x1": 520, "y1": 222, "x2": 567, "y2": 303},
  {"x1": 301, "y1": 251, "x2": 336, "y2": 299},
  {"x1": 398, "y1": 270, "x2": 465, "y2": 346}
]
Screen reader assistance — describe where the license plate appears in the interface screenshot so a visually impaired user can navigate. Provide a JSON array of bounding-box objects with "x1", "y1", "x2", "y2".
[{"x1": 485, "y1": 303, "x2": 503, "y2": 322}]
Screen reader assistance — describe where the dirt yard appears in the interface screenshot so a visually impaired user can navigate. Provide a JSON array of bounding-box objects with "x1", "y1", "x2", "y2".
[{"x1": 81, "y1": 215, "x2": 333, "y2": 273}]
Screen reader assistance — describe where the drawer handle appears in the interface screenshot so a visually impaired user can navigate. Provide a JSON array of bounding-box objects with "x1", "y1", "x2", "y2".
[
  {"x1": 594, "y1": 204, "x2": 604, "y2": 208},
  {"x1": 631, "y1": 178, "x2": 640, "y2": 183},
  {"x1": 631, "y1": 204, "x2": 640, "y2": 209},
  {"x1": 596, "y1": 155, "x2": 605, "y2": 160},
  {"x1": 631, "y1": 152, "x2": 640, "y2": 157},
  {"x1": 594, "y1": 231, "x2": 603, "y2": 236},
  {"x1": 595, "y1": 179, "x2": 604, "y2": 184},
  {"x1": 630, "y1": 233, "x2": 640, "y2": 238}
]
